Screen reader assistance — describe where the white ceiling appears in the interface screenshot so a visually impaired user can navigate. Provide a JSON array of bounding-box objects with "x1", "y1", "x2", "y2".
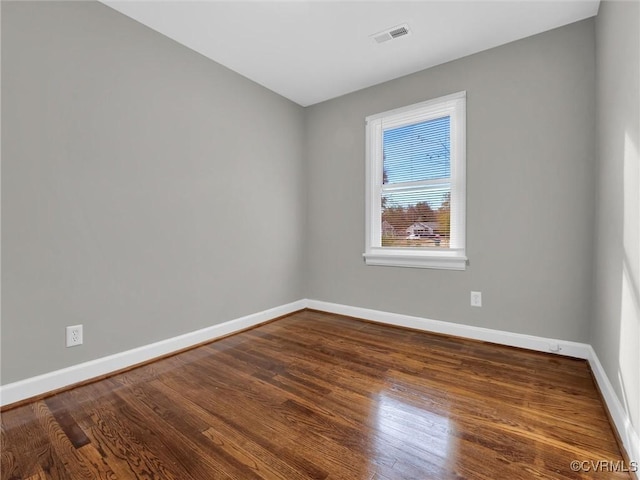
[{"x1": 102, "y1": 1, "x2": 600, "y2": 107}]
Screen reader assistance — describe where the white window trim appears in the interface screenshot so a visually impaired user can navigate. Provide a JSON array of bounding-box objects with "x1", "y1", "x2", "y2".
[{"x1": 363, "y1": 91, "x2": 467, "y2": 270}]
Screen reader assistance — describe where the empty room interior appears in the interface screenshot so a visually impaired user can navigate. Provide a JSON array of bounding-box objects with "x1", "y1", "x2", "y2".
[{"x1": 1, "y1": 0, "x2": 639, "y2": 479}]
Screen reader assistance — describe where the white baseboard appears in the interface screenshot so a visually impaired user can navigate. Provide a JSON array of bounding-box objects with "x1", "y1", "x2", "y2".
[
  {"x1": 0, "y1": 300, "x2": 306, "y2": 407},
  {"x1": 306, "y1": 299, "x2": 591, "y2": 358},
  {"x1": 306, "y1": 299, "x2": 638, "y2": 462},
  {"x1": 587, "y1": 346, "x2": 640, "y2": 462}
]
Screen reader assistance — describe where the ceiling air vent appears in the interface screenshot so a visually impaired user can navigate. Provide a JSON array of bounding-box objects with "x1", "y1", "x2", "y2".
[{"x1": 371, "y1": 24, "x2": 411, "y2": 44}]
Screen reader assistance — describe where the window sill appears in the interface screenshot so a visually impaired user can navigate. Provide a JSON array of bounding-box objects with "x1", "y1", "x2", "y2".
[{"x1": 363, "y1": 250, "x2": 467, "y2": 270}]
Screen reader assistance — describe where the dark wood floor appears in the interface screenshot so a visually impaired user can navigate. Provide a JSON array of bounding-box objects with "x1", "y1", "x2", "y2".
[{"x1": 1, "y1": 310, "x2": 631, "y2": 479}]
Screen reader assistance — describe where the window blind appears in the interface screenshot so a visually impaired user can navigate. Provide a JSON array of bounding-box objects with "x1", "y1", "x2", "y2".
[{"x1": 381, "y1": 116, "x2": 452, "y2": 248}]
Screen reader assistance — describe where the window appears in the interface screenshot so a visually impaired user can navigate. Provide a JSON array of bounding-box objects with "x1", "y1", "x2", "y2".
[{"x1": 364, "y1": 91, "x2": 467, "y2": 270}]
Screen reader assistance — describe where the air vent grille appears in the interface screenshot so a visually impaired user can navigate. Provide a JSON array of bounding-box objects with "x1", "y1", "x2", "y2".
[
  {"x1": 371, "y1": 24, "x2": 411, "y2": 44},
  {"x1": 389, "y1": 26, "x2": 409, "y2": 38}
]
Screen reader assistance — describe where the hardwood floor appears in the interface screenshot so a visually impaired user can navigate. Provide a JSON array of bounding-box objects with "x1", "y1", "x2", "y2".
[{"x1": 1, "y1": 310, "x2": 632, "y2": 479}]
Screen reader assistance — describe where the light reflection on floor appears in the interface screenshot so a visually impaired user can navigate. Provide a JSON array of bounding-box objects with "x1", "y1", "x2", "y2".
[{"x1": 371, "y1": 389, "x2": 456, "y2": 477}]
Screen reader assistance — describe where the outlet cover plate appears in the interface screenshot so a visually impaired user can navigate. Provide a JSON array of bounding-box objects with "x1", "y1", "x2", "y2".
[
  {"x1": 470, "y1": 291, "x2": 482, "y2": 307},
  {"x1": 66, "y1": 325, "x2": 83, "y2": 347}
]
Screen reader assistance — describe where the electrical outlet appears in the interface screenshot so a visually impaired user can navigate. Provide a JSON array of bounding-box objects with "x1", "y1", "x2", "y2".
[
  {"x1": 470, "y1": 291, "x2": 482, "y2": 307},
  {"x1": 66, "y1": 325, "x2": 83, "y2": 347}
]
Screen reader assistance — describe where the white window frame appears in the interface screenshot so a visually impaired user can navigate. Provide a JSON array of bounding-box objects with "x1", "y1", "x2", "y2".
[{"x1": 363, "y1": 91, "x2": 467, "y2": 270}]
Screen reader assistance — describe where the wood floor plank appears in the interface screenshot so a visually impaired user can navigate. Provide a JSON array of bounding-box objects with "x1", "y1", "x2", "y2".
[
  {"x1": 106, "y1": 382, "x2": 263, "y2": 480},
  {"x1": 31, "y1": 401, "x2": 98, "y2": 480},
  {"x1": 1, "y1": 405, "x2": 62, "y2": 479},
  {"x1": 142, "y1": 380, "x2": 316, "y2": 480},
  {"x1": 42, "y1": 397, "x2": 91, "y2": 450},
  {"x1": 1, "y1": 310, "x2": 632, "y2": 479},
  {"x1": 154, "y1": 372, "x2": 332, "y2": 479}
]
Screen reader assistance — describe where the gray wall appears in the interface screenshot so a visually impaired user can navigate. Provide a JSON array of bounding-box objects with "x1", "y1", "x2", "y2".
[
  {"x1": 594, "y1": 0, "x2": 640, "y2": 446},
  {"x1": 305, "y1": 19, "x2": 596, "y2": 342},
  {"x1": 1, "y1": 1, "x2": 305, "y2": 383}
]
